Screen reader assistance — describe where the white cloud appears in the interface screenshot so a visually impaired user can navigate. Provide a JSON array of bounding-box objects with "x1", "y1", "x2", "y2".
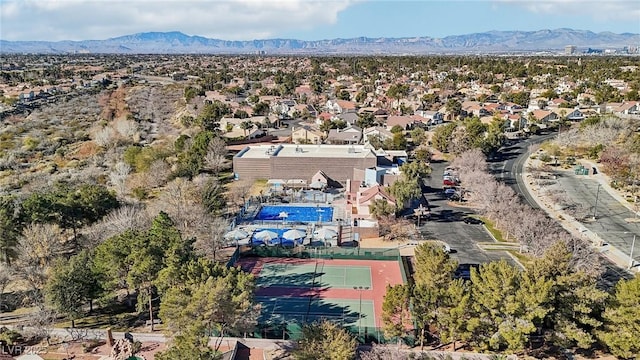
[
  {"x1": 0, "y1": 0, "x2": 356, "y2": 41},
  {"x1": 495, "y1": 0, "x2": 640, "y2": 23}
]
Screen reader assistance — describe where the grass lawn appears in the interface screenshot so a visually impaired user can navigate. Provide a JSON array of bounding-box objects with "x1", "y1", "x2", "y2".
[
  {"x1": 479, "y1": 216, "x2": 534, "y2": 268},
  {"x1": 478, "y1": 217, "x2": 507, "y2": 243}
]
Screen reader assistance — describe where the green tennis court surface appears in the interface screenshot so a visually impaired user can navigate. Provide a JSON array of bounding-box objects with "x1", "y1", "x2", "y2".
[
  {"x1": 257, "y1": 296, "x2": 376, "y2": 328},
  {"x1": 257, "y1": 262, "x2": 372, "y2": 289}
]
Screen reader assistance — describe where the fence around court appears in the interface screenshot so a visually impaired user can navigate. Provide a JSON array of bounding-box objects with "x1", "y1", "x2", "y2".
[
  {"x1": 237, "y1": 245, "x2": 401, "y2": 260},
  {"x1": 226, "y1": 244, "x2": 414, "y2": 345},
  {"x1": 254, "y1": 315, "x2": 392, "y2": 344},
  {"x1": 236, "y1": 245, "x2": 410, "y2": 284},
  {"x1": 228, "y1": 245, "x2": 409, "y2": 284}
]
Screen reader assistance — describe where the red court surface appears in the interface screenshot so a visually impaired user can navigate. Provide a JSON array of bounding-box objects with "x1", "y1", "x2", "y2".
[{"x1": 235, "y1": 257, "x2": 405, "y2": 327}]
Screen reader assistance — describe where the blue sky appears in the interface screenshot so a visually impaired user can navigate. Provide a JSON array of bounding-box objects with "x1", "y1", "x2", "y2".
[{"x1": 1, "y1": 0, "x2": 639, "y2": 41}]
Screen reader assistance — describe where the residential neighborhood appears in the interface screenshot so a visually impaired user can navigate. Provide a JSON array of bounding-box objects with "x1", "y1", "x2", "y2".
[{"x1": 1, "y1": 53, "x2": 640, "y2": 360}]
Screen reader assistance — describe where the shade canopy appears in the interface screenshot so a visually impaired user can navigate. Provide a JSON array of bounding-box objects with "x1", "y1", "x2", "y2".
[
  {"x1": 282, "y1": 228, "x2": 307, "y2": 240},
  {"x1": 313, "y1": 228, "x2": 338, "y2": 240},
  {"x1": 253, "y1": 230, "x2": 279, "y2": 242},
  {"x1": 225, "y1": 228, "x2": 249, "y2": 240}
]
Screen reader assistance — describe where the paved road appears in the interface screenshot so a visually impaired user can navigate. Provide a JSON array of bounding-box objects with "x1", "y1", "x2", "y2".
[
  {"x1": 489, "y1": 131, "x2": 636, "y2": 283},
  {"x1": 488, "y1": 133, "x2": 557, "y2": 208},
  {"x1": 419, "y1": 161, "x2": 518, "y2": 267},
  {"x1": 555, "y1": 169, "x2": 639, "y2": 267}
]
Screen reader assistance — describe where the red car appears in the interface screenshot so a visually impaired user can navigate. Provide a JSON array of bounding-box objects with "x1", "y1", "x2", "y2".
[{"x1": 443, "y1": 179, "x2": 457, "y2": 187}]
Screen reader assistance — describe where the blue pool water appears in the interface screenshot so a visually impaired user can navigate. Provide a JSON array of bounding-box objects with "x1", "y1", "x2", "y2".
[{"x1": 255, "y1": 206, "x2": 333, "y2": 223}]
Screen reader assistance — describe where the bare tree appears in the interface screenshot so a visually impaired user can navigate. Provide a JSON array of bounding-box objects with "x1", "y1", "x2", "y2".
[
  {"x1": 93, "y1": 126, "x2": 116, "y2": 148},
  {"x1": 145, "y1": 159, "x2": 170, "y2": 188},
  {"x1": 194, "y1": 217, "x2": 229, "y2": 261},
  {"x1": 359, "y1": 344, "x2": 416, "y2": 360},
  {"x1": 25, "y1": 308, "x2": 58, "y2": 344},
  {"x1": 450, "y1": 148, "x2": 488, "y2": 174},
  {"x1": 14, "y1": 224, "x2": 66, "y2": 303},
  {"x1": 448, "y1": 126, "x2": 472, "y2": 155},
  {"x1": 561, "y1": 235, "x2": 602, "y2": 275},
  {"x1": 380, "y1": 217, "x2": 417, "y2": 242},
  {"x1": 229, "y1": 180, "x2": 253, "y2": 213},
  {"x1": 0, "y1": 263, "x2": 11, "y2": 313},
  {"x1": 205, "y1": 137, "x2": 229, "y2": 175},
  {"x1": 148, "y1": 178, "x2": 213, "y2": 240},
  {"x1": 113, "y1": 118, "x2": 138, "y2": 139},
  {"x1": 83, "y1": 205, "x2": 150, "y2": 247},
  {"x1": 109, "y1": 161, "x2": 131, "y2": 197}
]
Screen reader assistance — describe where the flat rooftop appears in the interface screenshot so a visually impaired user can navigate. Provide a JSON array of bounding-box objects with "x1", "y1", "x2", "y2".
[{"x1": 235, "y1": 144, "x2": 376, "y2": 159}]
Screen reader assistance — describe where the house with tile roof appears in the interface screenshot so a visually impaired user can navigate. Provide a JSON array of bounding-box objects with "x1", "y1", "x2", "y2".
[
  {"x1": 530, "y1": 109, "x2": 558, "y2": 123},
  {"x1": 326, "y1": 126, "x2": 362, "y2": 145},
  {"x1": 386, "y1": 115, "x2": 422, "y2": 131},
  {"x1": 363, "y1": 126, "x2": 394, "y2": 144},
  {"x1": 291, "y1": 125, "x2": 324, "y2": 144},
  {"x1": 345, "y1": 182, "x2": 396, "y2": 221},
  {"x1": 326, "y1": 99, "x2": 358, "y2": 114}
]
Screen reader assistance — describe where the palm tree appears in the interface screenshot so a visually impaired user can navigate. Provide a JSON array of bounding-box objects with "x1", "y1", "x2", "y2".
[
  {"x1": 445, "y1": 98, "x2": 462, "y2": 120},
  {"x1": 239, "y1": 121, "x2": 253, "y2": 137}
]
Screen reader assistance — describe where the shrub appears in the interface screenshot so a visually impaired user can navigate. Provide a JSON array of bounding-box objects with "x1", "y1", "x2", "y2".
[
  {"x1": 124, "y1": 145, "x2": 167, "y2": 172},
  {"x1": 132, "y1": 187, "x2": 148, "y2": 200},
  {"x1": 0, "y1": 328, "x2": 24, "y2": 345},
  {"x1": 22, "y1": 136, "x2": 40, "y2": 151},
  {"x1": 82, "y1": 339, "x2": 103, "y2": 353}
]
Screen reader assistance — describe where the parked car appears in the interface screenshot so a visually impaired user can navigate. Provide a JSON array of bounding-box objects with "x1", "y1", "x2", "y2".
[
  {"x1": 443, "y1": 179, "x2": 457, "y2": 187},
  {"x1": 454, "y1": 263, "x2": 481, "y2": 281},
  {"x1": 444, "y1": 188, "x2": 456, "y2": 195},
  {"x1": 462, "y1": 216, "x2": 483, "y2": 225}
]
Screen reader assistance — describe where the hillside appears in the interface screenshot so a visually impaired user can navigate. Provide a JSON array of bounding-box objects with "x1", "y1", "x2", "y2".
[{"x1": 1, "y1": 28, "x2": 639, "y2": 54}]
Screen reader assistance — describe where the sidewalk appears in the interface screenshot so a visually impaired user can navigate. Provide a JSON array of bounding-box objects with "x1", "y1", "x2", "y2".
[{"x1": 521, "y1": 156, "x2": 639, "y2": 274}]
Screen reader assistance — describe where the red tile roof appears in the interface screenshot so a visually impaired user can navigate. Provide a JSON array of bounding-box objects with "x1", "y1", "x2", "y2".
[{"x1": 359, "y1": 185, "x2": 395, "y2": 204}]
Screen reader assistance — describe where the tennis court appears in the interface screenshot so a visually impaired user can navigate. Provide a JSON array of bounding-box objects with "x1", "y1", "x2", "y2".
[
  {"x1": 236, "y1": 256, "x2": 404, "y2": 339},
  {"x1": 256, "y1": 262, "x2": 372, "y2": 289},
  {"x1": 257, "y1": 296, "x2": 376, "y2": 328}
]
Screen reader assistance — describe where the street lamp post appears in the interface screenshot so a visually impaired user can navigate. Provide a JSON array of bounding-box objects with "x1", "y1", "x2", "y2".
[
  {"x1": 629, "y1": 234, "x2": 637, "y2": 269},
  {"x1": 593, "y1": 184, "x2": 601, "y2": 220}
]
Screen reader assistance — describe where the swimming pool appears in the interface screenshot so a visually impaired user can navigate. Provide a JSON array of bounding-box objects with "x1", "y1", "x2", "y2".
[{"x1": 255, "y1": 205, "x2": 333, "y2": 223}]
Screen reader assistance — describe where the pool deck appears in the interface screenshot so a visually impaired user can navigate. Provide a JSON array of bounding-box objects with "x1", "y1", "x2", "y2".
[{"x1": 229, "y1": 223, "x2": 341, "y2": 247}]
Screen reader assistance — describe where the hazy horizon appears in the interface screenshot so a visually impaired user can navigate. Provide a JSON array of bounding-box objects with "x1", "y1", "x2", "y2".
[{"x1": 1, "y1": 0, "x2": 639, "y2": 42}]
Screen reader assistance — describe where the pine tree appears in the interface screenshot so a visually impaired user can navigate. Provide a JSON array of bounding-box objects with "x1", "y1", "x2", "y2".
[
  {"x1": 45, "y1": 250, "x2": 103, "y2": 327},
  {"x1": 436, "y1": 279, "x2": 472, "y2": 351},
  {"x1": 527, "y1": 242, "x2": 607, "y2": 349},
  {"x1": 381, "y1": 284, "x2": 412, "y2": 348},
  {"x1": 468, "y1": 259, "x2": 547, "y2": 353},
  {"x1": 598, "y1": 275, "x2": 640, "y2": 359},
  {"x1": 411, "y1": 243, "x2": 458, "y2": 348},
  {"x1": 294, "y1": 320, "x2": 357, "y2": 360},
  {"x1": 413, "y1": 243, "x2": 458, "y2": 288}
]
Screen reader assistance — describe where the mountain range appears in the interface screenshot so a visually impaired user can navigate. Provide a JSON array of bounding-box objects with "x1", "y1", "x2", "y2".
[{"x1": 1, "y1": 29, "x2": 638, "y2": 55}]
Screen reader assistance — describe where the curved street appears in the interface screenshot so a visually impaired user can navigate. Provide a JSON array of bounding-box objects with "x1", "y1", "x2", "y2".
[{"x1": 490, "y1": 131, "x2": 638, "y2": 282}]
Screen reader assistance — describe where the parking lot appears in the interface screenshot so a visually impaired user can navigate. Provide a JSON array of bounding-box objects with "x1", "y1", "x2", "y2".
[{"x1": 419, "y1": 161, "x2": 520, "y2": 267}]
